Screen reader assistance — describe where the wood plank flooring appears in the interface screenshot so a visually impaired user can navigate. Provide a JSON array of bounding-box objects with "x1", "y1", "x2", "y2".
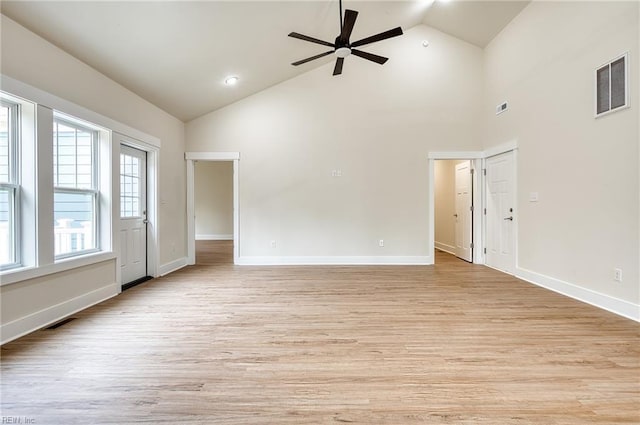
[{"x1": 1, "y1": 241, "x2": 639, "y2": 424}]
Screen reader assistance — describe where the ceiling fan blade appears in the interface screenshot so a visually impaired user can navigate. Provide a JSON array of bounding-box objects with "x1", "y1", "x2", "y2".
[
  {"x1": 333, "y1": 58, "x2": 344, "y2": 76},
  {"x1": 351, "y1": 49, "x2": 388, "y2": 65},
  {"x1": 339, "y1": 9, "x2": 358, "y2": 43},
  {"x1": 288, "y1": 32, "x2": 335, "y2": 47},
  {"x1": 351, "y1": 27, "x2": 403, "y2": 48},
  {"x1": 292, "y1": 50, "x2": 334, "y2": 66}
]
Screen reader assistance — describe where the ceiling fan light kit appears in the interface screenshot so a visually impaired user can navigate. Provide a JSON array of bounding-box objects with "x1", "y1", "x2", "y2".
[{"x1": 289, "y1": 0, "x2": 403, "y2": 76}]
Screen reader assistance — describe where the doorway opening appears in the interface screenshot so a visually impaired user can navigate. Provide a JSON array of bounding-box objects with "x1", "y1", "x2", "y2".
[
  {"x1": 434, "y1": 159, "x2": 474, "y2": 262},
  {"x1": 194, "y1": 161, "x2": 234, "y2": 265},
  {"x1": 186, "y1": 152, "x2": 240, "y2": 266},
  {"x1": 433, "y1": 159, "x2": 478, "y2": 264}
]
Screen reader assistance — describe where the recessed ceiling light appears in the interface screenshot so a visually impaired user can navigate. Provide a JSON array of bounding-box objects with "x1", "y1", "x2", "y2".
[{"x1": 224, "y1": 76, "x2": 239, "y2": 86}]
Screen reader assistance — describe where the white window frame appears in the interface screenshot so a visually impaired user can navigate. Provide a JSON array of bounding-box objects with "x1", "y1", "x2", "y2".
[
  {"x1": 53, "y1": 116, "x2": 101, "y2": 260},
  {"x1": 0, "y1": 100, "x2": 21, "y2": 270},
  {"x1": 595, "y1": 52, "x2": 629, "y2": 118},
  {"x1": 0, "y1": 75, "x2": 160, "y2": 286}
]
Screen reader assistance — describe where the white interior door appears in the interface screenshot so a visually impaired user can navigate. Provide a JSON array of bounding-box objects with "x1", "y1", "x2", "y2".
[
  {"x1": 485, "y1": 151, "x2": 515, "y2": 274},
  {"x1": 120, "y1": 144, "x2": 147, "y2": 284},
  {"x1": 454, "y1": 161, "x2": 473, "y2": 262}
]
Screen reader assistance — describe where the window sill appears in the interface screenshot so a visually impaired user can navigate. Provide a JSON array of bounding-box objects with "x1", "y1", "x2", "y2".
[
  {"x1": 595, "y1": 104, "x2": 630, "y2": 118},
  {"x1": 0, "y1": 251, "x2": 117, "y2": 287}
]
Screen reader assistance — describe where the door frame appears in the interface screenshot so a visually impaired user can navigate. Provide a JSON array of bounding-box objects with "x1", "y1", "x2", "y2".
[
  {"x1": 428, "y1": 140, "x2": 517, "y2": 266},
  {"x1": 115, "y1": 135, "x2": 160, "y2": 285},
  {"x1": 185, "y1": 152, "x2": 240, "y2": 265}
]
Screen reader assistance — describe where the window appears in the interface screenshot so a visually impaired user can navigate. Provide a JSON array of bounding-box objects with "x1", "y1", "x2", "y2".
[
  {"x1": 0, "y1": 101, "x2": 20, "y2": 269},
  {"x1": 53, "y1": 119, "x2": 99, "y2": 258},
  {"x1": 596, "y1": 53, "x2": 628, "y2": 116},
  {"x1": 120, "y1": 151, "x2": 142, "y2": 218}
]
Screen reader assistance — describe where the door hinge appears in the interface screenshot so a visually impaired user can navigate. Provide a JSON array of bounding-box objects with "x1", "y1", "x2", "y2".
[
  {"x1": 484, "y1": 248, "x2": 487, "y2": 254},
  {"x1": 483, "y1": 169, "x2": 487, "y2": 176},
  {"x1": 470, "y1": 205, "x2": 474, "y2": 212},
  {"x1": 483, "y1": 208, "x2": 487, "y2": 215},
  {"x1": 470, "y1": 168, "x2": 474, "y2": 175},
  {"x1": 470, "y1": 243, "x2": 474, "y2": 249}
]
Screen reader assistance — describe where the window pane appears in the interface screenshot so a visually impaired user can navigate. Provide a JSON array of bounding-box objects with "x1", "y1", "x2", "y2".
[
  {"x1": 0, "y1": 105, "x2": 10, "y2": 183},
  {"x1": 54, "y1": 191, "x2": 95, "y2": 256},
  {"x1": 120, "y1": 153, "x2": 142, "y2": 218},
  {"x1": 596, "y1": 65, "x2": 610, "y2": 115},
  {"x1": 53, "y1": 120, "x2": 96, "y2": 189},
  {"x1": 611, "y1": 57, "x2": 626, "y2": 109},
  {"x1": 0, "y1": 187, "x2": 14, "y2": 265}
]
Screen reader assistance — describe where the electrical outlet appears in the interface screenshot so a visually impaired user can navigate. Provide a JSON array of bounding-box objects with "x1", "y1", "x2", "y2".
[
  {"x1": 378, "y1": 239, "x2": 384, "y2": 247},
  {"x1": 614, "y1": 268, "x2": 622, "y2": 282},
  {"x1": 270, "y1": 240, "x2": 277, "y2": 248}
]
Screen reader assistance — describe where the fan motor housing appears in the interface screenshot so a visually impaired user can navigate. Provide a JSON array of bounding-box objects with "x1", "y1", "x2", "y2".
[{"x1": 335, "y1": 47, "x2": 351, "y2": 58}]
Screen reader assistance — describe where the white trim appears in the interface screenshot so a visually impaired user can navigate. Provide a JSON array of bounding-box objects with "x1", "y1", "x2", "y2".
[
  {"x1": 0, "y1": 252, "x2": 116, "y2": 286},
  {"x1": 185, "y1": 152, "x2": 240, "y2": 161},
  {"x1": 186, "y1": 153, "x2": 240, "y2": 265},
  {"x1": 483, "y1": 140, "x2": 518, "y2": 158},
  {"x1": 196, "y1": 234, "x2": 233, "y2": 240},
  {"x1": 434, "y1": 242, "x2": 456, "y2": 256},
  {"x1": 0, "y1": 282, "x2": 119, "y2": 345},
  {"x1": 158, "y1": 257, "x2": 188, "y2": 276},
  {"x1": 236, "y1": 256, "x2": 432, "y2": 266},
  {"x1": 233, "y1": 160, "x2": 239, "y2": 264},
  {"x1": 186, "y1": 159, "x2": 195, "y2": 264},
  {"x1": 516, "y1": 267, "x2": 640, "y2": 323},
  {"x1": 428, "y1": 151, "x2": 483, "y2": 160},
  {"x1": 0, "y1": 75, "x2": 160, "y2": 148}
]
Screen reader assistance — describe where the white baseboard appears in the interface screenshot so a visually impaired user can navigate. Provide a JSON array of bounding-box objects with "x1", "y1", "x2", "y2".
[
  {"x1": 1, "y1": 282, "x2": 119, "y2": 345},
  {"x1": 196, "y1": 234, "x2": 233, "y2": 241},
  {"x1": 236, "y1": 256, "x2": 432, "y2": 266},
  {"x1": 516, "y1": 267, "x2": 639, "y2": 322},
  {"x1": 435, "y1": 242, "x2": 456, "y2": 255},
  {"x1": 159, "y1": 257, "x2": 188, "y2": 276}
]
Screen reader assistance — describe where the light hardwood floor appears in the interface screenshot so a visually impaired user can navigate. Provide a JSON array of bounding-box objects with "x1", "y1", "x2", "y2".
[{"x1": 1, "y1": 241, "x2": 638, "y2": 424}]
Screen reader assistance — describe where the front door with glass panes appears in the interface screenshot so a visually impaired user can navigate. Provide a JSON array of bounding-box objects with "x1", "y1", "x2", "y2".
[{"x1": 120, "y1": 144, "x2": 147, "y2": 284}]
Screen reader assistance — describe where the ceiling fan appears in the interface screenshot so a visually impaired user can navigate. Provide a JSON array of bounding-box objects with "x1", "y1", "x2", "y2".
[{"x1": 288, "y1": 0, "x2": 403, "y2": 76}]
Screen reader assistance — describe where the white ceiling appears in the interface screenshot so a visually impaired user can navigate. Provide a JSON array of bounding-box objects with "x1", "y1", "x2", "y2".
[{"x1": 1, "y1": 1, "x2": 529, "y2": 122}]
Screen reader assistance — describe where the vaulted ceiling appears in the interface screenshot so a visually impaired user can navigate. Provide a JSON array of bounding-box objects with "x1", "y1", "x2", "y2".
[{"x1": 1, "y1": 1, "x2": 529, "y2": 121}]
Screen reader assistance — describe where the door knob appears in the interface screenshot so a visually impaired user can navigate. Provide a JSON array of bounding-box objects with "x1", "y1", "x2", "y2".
[
  {"x1": 503, "y1": 216, "x2": 513, "y2": 221},
  {"x1": 453, "y1": 214, "x2": 458, "y2": 218},
  {"x1": 143, "y1": 219, "x2": 149, "y2": 224}
]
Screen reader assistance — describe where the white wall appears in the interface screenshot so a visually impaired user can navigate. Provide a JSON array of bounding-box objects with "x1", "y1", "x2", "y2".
[
  {"x1": 0, "y1": 15, "x2": 187, "y2": 342},
  {"x1": 484, "y1": 1, "x2": 639, "y2": 309},
  {"x1": 195, "y1": 161, "x2": 234, "y2": 239},
  {"x1": 187, "y1": 24, "x2": 484, "y2": 263}
]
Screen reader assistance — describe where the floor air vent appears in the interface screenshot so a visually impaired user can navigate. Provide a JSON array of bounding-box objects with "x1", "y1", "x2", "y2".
[{"x1": 45, "y1": 317, "x2": 77, "y2": 330}]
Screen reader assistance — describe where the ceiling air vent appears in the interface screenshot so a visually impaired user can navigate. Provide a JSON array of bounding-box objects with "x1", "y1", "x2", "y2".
[{"x1": 496, "y1": 101, "x2": 508, "y2": 115}]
